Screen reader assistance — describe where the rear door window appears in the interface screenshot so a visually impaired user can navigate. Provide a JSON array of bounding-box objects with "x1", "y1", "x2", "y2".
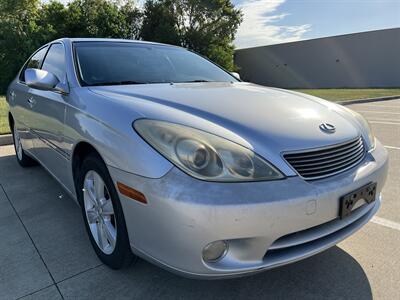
[{"x1": 19, "y1": 46, "x2": 49, "y2": 82}]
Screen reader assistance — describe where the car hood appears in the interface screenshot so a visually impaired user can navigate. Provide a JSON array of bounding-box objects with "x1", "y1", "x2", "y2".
[{"x1": 89, "y1": 82, "x2": 359, "y2": 153}]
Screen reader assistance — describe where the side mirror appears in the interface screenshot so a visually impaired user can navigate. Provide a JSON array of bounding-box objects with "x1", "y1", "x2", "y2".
[
  {"x1": 230, "y1": 72, "x2": 241, "y2": 80},
  {"x1": 25, "y1": 68, "x2": 68, "y2": 94}
]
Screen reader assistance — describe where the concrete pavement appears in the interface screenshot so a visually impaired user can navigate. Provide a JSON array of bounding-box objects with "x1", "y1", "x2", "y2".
[{"x1": 0, "y1": 99, "x2": 399, "y2": 299}]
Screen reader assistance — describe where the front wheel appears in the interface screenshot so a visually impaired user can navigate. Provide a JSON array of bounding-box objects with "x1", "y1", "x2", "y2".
[
  {"x1": 77, "y1": 153, "x2": 135, "y2": 269},
  {"x1": 12, "y1": 122, "x2": 36, "y2": 167}
]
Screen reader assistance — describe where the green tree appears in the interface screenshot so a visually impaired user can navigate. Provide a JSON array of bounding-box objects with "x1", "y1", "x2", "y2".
[
  {"x1": 140, "y1": 0, "x2": 242, "y2": 70},
  {"x1": 140, "y1": 0, "x2": 180, "y2": 45},
  {"x1": 62, "y1": 0, "x2": 141, "y2": 38},
  {"x1": 0, "y1": 0, "x2": 142, "y2": 93},
  {"x1": 40, "y1": 1, "x2": 69, "y2": 40},
  {"x1": 0, "y1": 0, "x2": 50, "y2": 93},
  {"x1": 0, "y1": 0, "x2": 241, "y2": 93}
]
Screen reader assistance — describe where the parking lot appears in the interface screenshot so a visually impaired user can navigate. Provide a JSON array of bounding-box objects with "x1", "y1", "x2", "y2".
[{"x1": 0, "y1": 99, "x2": 399, "y2": 300}]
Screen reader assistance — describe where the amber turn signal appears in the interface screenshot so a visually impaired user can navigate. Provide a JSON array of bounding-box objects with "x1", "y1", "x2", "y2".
[{"x1": 117, "y1": 182, "x2": 147, "y2": 204}]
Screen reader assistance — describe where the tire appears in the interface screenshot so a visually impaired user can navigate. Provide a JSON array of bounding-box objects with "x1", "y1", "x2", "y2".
[
  {"x1": 12, "y1": 122, "x2": 37, "y2": 167},
  {"x1": 77, "y1": 153, "x2": 136, "y2": 269}
]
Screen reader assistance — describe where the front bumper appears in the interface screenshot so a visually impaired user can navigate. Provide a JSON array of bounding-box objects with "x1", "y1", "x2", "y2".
[{"x1": 109, "y1": 140, "x2": 388, "y2": 279}]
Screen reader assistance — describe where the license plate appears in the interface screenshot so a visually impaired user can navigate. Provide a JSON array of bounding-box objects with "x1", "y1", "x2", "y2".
[{"x1": 339, "y1": 182, "x2": 377, "y2": 219}]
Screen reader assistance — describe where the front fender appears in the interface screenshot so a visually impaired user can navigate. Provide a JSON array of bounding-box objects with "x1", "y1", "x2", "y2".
[{"x1": 65, "y1": 89, "x2": 173, "y2": 179}]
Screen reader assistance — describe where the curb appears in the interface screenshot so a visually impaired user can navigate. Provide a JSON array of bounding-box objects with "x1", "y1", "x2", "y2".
[
  {"x1": 0, "y1": 134, "x2": 13, "y2": 146},
  {"x1": 338, "y1": 95, "x2": 400, "y2": 105}
]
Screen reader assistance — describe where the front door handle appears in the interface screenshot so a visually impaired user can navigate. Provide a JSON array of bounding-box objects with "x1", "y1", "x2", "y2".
[
  {"x1": 9, "y1": 90, "x2": 16, "y2": 102},
  {"x1": 27, "y1": 97, "x2": 36, "y2": 108}
]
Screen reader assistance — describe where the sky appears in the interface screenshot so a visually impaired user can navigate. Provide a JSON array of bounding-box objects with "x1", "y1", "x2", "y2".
[
  {"x1": 234, "y1": 0, "x2": 400, "y2": 49},
  {"x1": 43, "y1": 0, "x2": 400, "y2": 49}
]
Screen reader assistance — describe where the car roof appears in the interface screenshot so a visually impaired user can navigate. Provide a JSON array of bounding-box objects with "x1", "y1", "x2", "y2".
[{"x1": 54, "y1": 37, "x2": 174, "y2": 47}]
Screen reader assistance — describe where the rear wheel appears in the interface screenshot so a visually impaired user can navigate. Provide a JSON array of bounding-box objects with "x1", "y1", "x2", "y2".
[
  {"x1": 12, "y1": 122, "x2": 36, "y2": 167},
  {"x1": 77, "y1": 153, "x2": 135, "y2": 269}
]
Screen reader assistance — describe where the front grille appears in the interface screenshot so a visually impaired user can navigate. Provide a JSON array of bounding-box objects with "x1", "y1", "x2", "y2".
[{"x1": 283, "y1": 137, "x2": 366, "y2": 180}]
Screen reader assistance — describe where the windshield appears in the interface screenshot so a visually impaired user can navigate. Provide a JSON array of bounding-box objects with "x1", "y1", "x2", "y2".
[{"x1": 74, "y1": 42, "x2": 238, "y2": 86}]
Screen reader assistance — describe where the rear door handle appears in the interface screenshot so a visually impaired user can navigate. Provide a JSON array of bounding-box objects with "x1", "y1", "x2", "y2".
[{"x1": 27, "y1": 97, "x2": 36, "y2": 108}]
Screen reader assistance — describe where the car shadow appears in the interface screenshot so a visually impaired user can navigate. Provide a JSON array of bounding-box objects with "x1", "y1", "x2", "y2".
[{"x1": 117, "y1": 245, "x2": 372, "y2": 299}]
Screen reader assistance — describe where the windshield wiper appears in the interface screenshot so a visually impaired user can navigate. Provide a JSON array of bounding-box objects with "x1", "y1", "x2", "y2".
[
  {"x1": 181, "y1": 79, "x2": 211, "y2": 83},
  {"x1": 90, "y1": 80, "x2": 145, "y2": 86}
]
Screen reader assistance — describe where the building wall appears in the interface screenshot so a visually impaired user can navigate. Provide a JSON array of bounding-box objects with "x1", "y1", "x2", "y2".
[{"x1": 234, "y1": 28, "x2": 400, "y2": 88}]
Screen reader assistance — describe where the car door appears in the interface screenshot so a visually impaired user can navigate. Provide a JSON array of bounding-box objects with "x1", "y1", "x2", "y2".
[
  {"x1": 27, "y1": 43, "x2": 71, "y2": 187},
  {"x1": 9, "y1": 46, "x2": 49, "y2": 153}
]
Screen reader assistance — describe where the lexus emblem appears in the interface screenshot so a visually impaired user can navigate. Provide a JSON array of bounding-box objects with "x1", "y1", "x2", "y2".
[{"x1": 319, "y1": 123, "x2": 336, "y2": 133}]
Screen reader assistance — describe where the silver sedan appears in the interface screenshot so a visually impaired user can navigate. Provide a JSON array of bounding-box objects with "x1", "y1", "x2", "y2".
[{"x1": 6, "y1": 38, "x2": 388, "y2": 278}]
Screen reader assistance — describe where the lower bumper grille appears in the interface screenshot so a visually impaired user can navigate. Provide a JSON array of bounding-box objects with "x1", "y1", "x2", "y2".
[{"x1": 265, "y1": 199, "x2": 377, "y2": 263}]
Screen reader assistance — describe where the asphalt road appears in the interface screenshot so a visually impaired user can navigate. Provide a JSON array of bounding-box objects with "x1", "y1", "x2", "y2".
[{"x1": 0, "y1": 99, "x2": 399, "y2": 300}]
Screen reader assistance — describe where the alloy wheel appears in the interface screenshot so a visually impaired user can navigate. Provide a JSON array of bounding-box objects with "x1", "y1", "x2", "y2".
[
  {"x1": 83, "y1": 170, "x2": 117, "y2": 255},
  {"x1": 13, "y1": 124, "x2": 23, "y2": 161}
]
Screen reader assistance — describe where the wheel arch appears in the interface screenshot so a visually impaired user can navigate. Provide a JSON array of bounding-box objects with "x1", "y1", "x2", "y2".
[
  {"x1": 71, "y1": 141, "x2": 107, "y2": 195},
  {"x1": 8, "y1": 112, "x2": 14, "y2": 130}
]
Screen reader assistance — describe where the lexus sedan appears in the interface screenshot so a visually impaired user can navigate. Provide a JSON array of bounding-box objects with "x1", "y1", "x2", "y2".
[{"x1": 6, "y1": 38, "x2": 388, "y2": 279}]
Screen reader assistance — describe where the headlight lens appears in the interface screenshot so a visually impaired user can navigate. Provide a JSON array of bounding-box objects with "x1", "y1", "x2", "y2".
[
  {"x1": 134, "y1": 119, "x2": 284, "y2": 182},
  {"x1": 347, "y1": 109, "x2": 376, "y2": 151}
]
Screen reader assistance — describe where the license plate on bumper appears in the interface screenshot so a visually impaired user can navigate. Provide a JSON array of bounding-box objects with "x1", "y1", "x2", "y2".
[{"x1": 339, "y1": 182, "x2": 377, "y2": 219}]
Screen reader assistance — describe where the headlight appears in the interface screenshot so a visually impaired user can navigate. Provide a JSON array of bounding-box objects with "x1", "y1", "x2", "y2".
[
  {"x1": 346, "y1": 109, "x2": 376, "y2": 151},
  {"x1": 134, "y1": 119, "x2": 284, "y2": 182}
]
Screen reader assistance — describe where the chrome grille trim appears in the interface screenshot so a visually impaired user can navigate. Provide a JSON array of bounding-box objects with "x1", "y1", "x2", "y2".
[
  {"x1": 289, "y1": 139, "x2": 363, "y2": 163},
  {"x1": 295, "y1": 149, "x2": 364, "y2": 172},
  {"x1": 283, "y1": 137, "x2": 366, "y2": 180},
  {"x1": 293, "y1": 144, "x2": 364, "y2": 168}
]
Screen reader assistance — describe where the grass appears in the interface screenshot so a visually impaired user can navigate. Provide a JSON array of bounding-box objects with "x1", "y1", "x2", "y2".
[
  {"x1": 294, "y1": 88, "x2": 400, "y2": 102},
  {"x1": 1, "y1": 88, "x2": 400, "y2": 135},
  {"x1": 0, "y1": 96, "x2": 9, "y2": 135}
]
